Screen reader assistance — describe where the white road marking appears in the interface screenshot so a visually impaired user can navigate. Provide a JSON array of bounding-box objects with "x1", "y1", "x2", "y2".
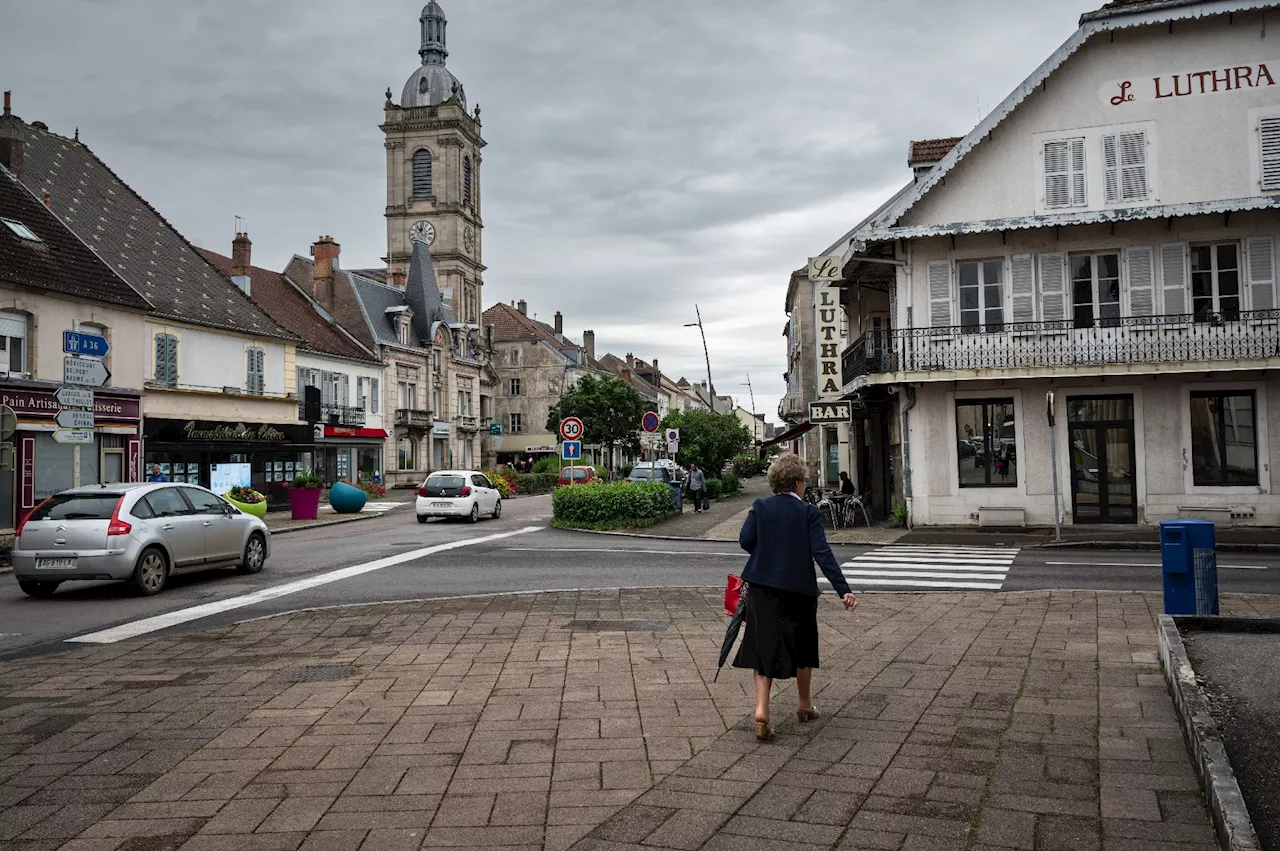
[
  {"x1": 840, "y1": 561, "x2": 1015, "y2": 573},
  {"x1": 840, "y1": 569, "x2": 1008, "y2": 581},
  {"x1": 877, "y1": 546, "x2": 1019, "y2": 555},
  {"x1": 66, "y1": 526, "x2": 544, "y2": 645},
  {"x1": 829, "y1": 544, "x2": 1019, "y2": 591},
  {"x1": 852, "y1": 554, "x2": 1017, "y2": 565},
  {"x1": 504, "y1": 547, "x2": 743, "y2": 557},
  {"x1": 1044, "y1": 560, "x2": 1267, "y2": 570},
  {"x1": 822, "y1": 577, "x2": 1005, "y2": 590}
]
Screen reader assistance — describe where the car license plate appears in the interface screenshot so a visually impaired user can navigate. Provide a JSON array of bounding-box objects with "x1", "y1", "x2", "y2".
[
  {"x1": 36, "y1": 557, "x2": 76, "y2": 570},
  {"x1": 433, "y1": 502, "x2": 452, "y2": 508}
]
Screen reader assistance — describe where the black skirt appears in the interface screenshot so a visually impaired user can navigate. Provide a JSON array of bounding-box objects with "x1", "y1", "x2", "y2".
[{"x1": 732, "y1": 582, "x2": 820, "y2": 679}]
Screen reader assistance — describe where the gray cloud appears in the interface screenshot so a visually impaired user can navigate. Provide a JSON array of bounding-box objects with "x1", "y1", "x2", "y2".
[{"x1": 3, "y1": 0, "x2": 1099, "y2": 419}]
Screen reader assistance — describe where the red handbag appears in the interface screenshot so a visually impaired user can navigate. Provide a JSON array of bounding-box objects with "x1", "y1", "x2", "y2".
[{"x1": 724, "y1": 574, "x2": 745, "y2": 616}]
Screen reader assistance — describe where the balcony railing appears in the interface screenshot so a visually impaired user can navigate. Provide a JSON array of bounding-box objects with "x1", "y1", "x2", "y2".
[
  {"x1": 777, "y1": 393, "x2": 804, "y2": 419},
  {"x1": 843, "y1": 310, "x2": 1280, "y2": 384},
  {"x1": 298, "y1": 403, "x2": 367, "y2": 427},
  {"x1": 395, "y1": 408, "x2": 432, "y2": 429},
  {"x1": 456, "y1": 415, "x2": 480, "y2": 431}
]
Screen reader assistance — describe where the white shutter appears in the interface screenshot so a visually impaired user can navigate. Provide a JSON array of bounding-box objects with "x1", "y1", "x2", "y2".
[
  {"x1": 1119, "y1": 131, "x2": 1149, "y2": 201},
  {"x1": 1070, "y1": 138, "x2": 1086, "y2": 206},
  {"x1": 321, "y1": 371, "x2": 334, "y2": 406},
  {"x1": 1044, "y1": 141, "x2": 1071, "y2": 208},
  {"x1": 0, "y1": 313, "x2": 26, "y2": 338},
  {"x1": 927, "y1": 260, "x2": 952, "y2": 328},
  {"x1": 1103, "y1": 134, "x2": 1120, "y2": 204},
  {"x1": 1160, "y1": 243, "x2": 1189, "y2": 315},
  {"x1": 1245, "y1": 236, "x2": 1276, "y2": 312},
  {"x1": 341, "y1": 374, "x2": 350, "y2": 406},
  {"x1": 1124, "y1": 246, "x2": 1155, "y2": 317},
  {"x1": 1010, "y1": 253, "x2": 1036, "y2": 323},
  {"x1": 1038, "y1": 253, "x2": 1067, "y2": 323},
  {"x1": 371, "y1": 378, "x2": 380, "y2": 413},
  {"x1": 1260, "y1": 117, "x2": 1280, "y2": 191}
]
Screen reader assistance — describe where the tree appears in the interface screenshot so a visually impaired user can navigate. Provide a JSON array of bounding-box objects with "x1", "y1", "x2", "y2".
[
  {"x1": 661, "y1": 409, "x2": 752, "y2": 475},
  {"x1": 547, "y1": 374, "x2": 647, "y2": 458}
]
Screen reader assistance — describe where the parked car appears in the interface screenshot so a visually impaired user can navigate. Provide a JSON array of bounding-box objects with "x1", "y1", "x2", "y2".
[
  {"x1": 627, "y1": 463, "x2": 675, "y2": 484},
  {"x1": 11, "y1": 482, "x2": 271, "y2": 598},
  {"x1": 557, "y1": 466, "x2": 598, "y2": 486},
  {"x1": 416, "y1": 470, "x2": 502, "y2": 523}
]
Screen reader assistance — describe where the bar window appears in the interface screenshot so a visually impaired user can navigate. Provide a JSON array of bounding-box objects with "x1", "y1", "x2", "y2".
[
  {"x1": 956, "y1": 399, "x2": 1016, "y2": 487},
  {"x1": 1190, "y1": 391, "x2": 1258, "y2": 485}
]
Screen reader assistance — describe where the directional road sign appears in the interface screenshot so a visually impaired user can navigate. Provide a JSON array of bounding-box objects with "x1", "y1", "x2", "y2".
[
  {"x1": 63, "y1": 330, "x2": 110, "y2": 358},
  {"x1": 55, "y1": 409, "x2": 95, "y2": 430},
  {"x1": 559, "y1": 417, "x2": 584, "y2": 441},
  {"x1": 63, "y1": 356, "x2": 111, "y2": 388},
  {"x1": 561, "y1": 440, "x2": 582, "y2": 460},
  {"x1": 641, "y1": 411, "x2": 660, "y2": 433},
  {"x1": 55, "y1": 386, "x2": 95, "y2": 408},
  {"x1": 52, "y1": 430, "x2": 94, "y2": 445}
]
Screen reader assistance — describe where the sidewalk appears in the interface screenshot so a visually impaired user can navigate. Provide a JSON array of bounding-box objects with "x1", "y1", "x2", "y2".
[
  {"x1": 898, "y1": 523, "x2": 1280, "y2": 552},
  {"x1": 4, "y1": 588, "x2": 1275, "y2": 850}
]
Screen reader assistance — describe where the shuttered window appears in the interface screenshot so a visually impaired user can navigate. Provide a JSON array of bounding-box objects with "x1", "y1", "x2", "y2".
[
  {"x1": 371, "y1": 378, "x2": 380, "y2": 413},
  {"x1": 927, "y1": 260, "x2": 952, "y2": 328},
  {"x1": 0, "y1": 310, "x2": 28, "y2": 374},
  {"x1": 154, "y1": 333, "x2": 178, "y2": 387},
  {"x1": 1038, "y1": 253, "x2": 1068, "y2": 324},
  {"x1": 1124, "y1": 246, "x2": 1156, "y2": 317},
  {"x1": 1010, "y1": 254, "x2": 1036, "y2": 324},
  {"x1": 1103, "y1": 131, "x2": 1149, "y2": 204},
  {"x1": 1244, "y1": 236, "x2": 1276, "y2": 312},
  {"x1": 245, "y1": 347, "x2": 265, "y2": 395},
  {"x1": 412, "y1": 149, "x2": 433, "y2": 197},
  {"x1": 1160, "y1": 243, "x2": 1189, "y2": 316},
  {"x1": 1043, "y1": 138, "x2": 1086, "y2": 208},
  {"x1": 1260, "y1": 117, "x2": 1280, "y2": 191},
  {"x1": 463, "y1": 156, "x2": 473, "y2": 205}
]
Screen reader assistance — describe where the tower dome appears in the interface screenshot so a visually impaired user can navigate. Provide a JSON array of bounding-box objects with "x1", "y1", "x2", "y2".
[{"x1": 400, "y1": 1, "x2": 466, "y2": 109}]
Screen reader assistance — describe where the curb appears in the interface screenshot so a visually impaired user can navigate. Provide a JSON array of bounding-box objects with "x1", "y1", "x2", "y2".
[
  {"x1": 267, "y1": 511, "x2": 381, "y2": 536},
  {"x1": 1157, "y1": 614, "x2": 1261, "y2": 851},
  {"x1": 1038, "y1": 541, "x2": 1280, "y2": 553}
]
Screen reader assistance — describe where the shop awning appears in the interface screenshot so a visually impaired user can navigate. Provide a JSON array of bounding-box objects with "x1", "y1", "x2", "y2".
[{"x1": 760, "y1": 421, "x2": 814, "y2": 449}]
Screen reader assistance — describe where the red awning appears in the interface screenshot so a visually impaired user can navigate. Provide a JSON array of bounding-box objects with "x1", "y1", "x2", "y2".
[{"x1": 760, "y1": 421, "x2": 814, "y2": 449}]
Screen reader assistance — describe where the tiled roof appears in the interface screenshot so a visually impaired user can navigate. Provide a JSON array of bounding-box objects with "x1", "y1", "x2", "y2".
[
  {"x1": 198, "y1": 247, "x2": 379, "y2": 364},
  {"x1": 0, "y1": 167, "x2": 150, "y2": 310},
  {"x1": 908, "y1": 137, "x2": 963, "y2": 166},
  {"x1": 597, "y1": 353, "x2": 659, "y2": 400},
  {"x1": 7, "y1": 121, "x2": 296, "y2": 340},
  {"x1": 485, "y1": 302, "x2": 571, "y2": 347}
]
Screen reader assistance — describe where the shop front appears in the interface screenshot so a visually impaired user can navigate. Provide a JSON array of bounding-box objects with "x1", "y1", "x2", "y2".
[
  {"x1": 312, "y1": 424, "x2": 387, "y2": 486},
  {"x1": 1, "y1": 380, "x2": 143, "y2": 530},
  {"x1": 492, "y1": 434, "x2": 557, "y2": 469},
  {"x1": 143, "y1": 418, "x2": 313, "y2": 506}
]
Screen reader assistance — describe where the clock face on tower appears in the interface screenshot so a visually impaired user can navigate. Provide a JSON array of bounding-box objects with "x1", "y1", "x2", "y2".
[
  {"x1": 463, "y1": 225, "x2": 475, "y2": 254},
  {"x1": 410, "y1": 220, "x2": 436, "y2": 246}
]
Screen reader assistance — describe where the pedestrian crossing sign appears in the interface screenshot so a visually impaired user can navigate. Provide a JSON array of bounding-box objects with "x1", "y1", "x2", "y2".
[{"x1": 561, "y1": 440, "x2": 582, "y2": 460}]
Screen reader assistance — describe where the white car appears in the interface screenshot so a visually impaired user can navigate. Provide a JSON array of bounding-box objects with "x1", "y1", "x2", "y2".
[{"x1": 415, "y1": 470, "x2": 503, "y2": 523}]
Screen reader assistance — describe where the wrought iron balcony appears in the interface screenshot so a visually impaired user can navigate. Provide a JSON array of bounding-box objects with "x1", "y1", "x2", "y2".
[
  {"x1": 395, "y1": 408, "x2": 432, "y2": 429},
  {"x1": 298, "y1": 402, "x2": 367, "y2": 427},
  {"x1": 843, "y1": 311, "x2": 1280, "y2": 384}
]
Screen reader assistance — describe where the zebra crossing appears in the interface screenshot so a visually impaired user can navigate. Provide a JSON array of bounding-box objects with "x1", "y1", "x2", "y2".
[
  {"x1": 821, "y1": 544, "x2": 1020, "y2": 591},
  {"x1": 320, "y1": 501, "x2": 408, "y2": 514}
]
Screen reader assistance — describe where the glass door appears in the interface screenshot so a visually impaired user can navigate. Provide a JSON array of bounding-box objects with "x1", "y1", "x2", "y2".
[{"x1": 1067, "y1": 396, "x2": 1136, "y2": 524}]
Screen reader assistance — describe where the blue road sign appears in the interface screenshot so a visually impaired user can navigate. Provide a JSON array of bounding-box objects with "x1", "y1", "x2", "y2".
[
  {"x1": 561, "y1": 440, "x2": 582, "y2": 460},
  {"x1": 64, "y1": 330, "x2": 110, "y2": 358}
]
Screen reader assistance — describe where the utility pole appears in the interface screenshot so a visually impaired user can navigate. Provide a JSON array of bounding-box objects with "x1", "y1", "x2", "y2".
[
  {"x1": 741, "y1": 375, "x2": 758, "y2": 442},
  {"x1": 684, "y1": 305, "x2": 714, "y2": 397}
]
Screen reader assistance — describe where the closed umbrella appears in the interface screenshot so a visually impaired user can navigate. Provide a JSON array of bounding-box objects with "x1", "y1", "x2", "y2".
[{"x1": 713, "y1": 588, "x2": 748, "y2": 682}]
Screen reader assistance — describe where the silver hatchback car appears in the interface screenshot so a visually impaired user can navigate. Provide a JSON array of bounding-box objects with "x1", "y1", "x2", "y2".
[{"x1": 12, "y1": 482, "x2": 271, "y2": 598}]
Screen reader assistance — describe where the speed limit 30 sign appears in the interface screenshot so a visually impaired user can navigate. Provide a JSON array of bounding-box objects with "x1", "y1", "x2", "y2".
[{"x1": 559, "y1": 417, "x2": 584, "y2": 441}]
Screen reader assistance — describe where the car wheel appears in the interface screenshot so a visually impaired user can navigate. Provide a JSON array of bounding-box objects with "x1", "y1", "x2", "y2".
[
  {"x1": 417, "y1": 514, "x2": 429, "y2": 524},
  {"x1": 491, "y1": 499, "x2": 502, "y2": 520},
  {"x1": 469, "y1": 503, "x2": 480, "y2": 523},
  {"x1": 130, "y1": 547, "x2": 169, "y2": 597},
  {"x1": 236, "y1": 533, "x2": 266, "y2": 575},
  {"x1": 17, "y1": 580, "x2": 60, "y2": 598}
]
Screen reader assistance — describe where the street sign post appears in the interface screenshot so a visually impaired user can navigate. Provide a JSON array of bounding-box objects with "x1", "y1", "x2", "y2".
[
  {"x1": 641, "y1": 412, "x2": 660, "y2": 433},
  {"x1": 63, "y1": 330, "x2": 110, "y2": 358},
  {"x1": 559, "y1": 417, "x2": 584, "y2": 442},
  {"x1": 668, "y1": 440, "x2": 679, "y2": 455},
  {"x1": 55, "y1": 386, "x2": 95, "y2": 408},
  {"x1": 52, "y1": 430, "x2": 94, "y2": 445},
  {"x1": 489, "y1": 422, "x2": 502, "y2": 436},
  {"x1": 561, "y1": 440, "x2": 582, "y2": 461},
  {"x1": 55, "y1": 409, "x2": 95, "y2": 430},
  {"x1": 62, "y1": 356, "x2": 110, "y2": 388}
]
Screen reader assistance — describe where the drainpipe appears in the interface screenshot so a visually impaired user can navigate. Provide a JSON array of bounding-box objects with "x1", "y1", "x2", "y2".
[{"x1": 901, "y1": 384, "x2": 917, "y2": 527}]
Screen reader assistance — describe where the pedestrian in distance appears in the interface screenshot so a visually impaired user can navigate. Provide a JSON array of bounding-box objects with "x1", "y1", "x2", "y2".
[
  {"x1": 687, "y1": 463, "x2": 706, "y2": 514},
  {"x1": 733, "y1": 453, "x2": 857, "y2": 741},
  {"x1": 146, "y1": 464, "x2": 168, "y2": 483}
]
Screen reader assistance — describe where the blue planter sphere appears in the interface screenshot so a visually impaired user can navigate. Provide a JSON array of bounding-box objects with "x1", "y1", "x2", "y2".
[{"x1": 329, "y1": 481, "x2": 367, "y2": 514}]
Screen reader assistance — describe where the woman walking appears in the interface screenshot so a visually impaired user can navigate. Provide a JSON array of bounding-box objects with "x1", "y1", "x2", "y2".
[{"x1": 733, "y1": 453, "x2": 857, "y2": 740}]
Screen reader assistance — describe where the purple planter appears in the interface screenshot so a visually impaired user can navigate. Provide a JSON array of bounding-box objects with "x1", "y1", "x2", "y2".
[{"x1": 288, "y1": 486, "x2": 322, "y2": 521}]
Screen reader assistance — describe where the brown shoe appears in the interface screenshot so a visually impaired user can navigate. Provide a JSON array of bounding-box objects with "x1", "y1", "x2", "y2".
[
  {"x1": 797, "y1": 705, "x2": 820, "y2": 723},
  {"x1": 754, "y1": 719, "x2": 775, "y2": 741}
]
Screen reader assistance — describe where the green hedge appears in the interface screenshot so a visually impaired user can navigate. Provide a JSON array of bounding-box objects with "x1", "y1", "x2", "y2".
[
  {"x1": 705, "y1": 478, "x2": 723, "y2": 500},
  {"x1": 720, "y1": 472, "x2": 741, "y2": 496},
  {"x1": 512, "y1": 472, "x2": 560, "y2": 495},
  {"x1": 551, "y1": 481, "x2": 676, "y2": 530}
]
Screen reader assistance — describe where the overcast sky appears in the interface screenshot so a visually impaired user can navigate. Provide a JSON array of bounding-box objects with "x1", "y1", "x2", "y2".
[{"x1": 4, "y1": 0, "x2": 1099, "y2": 421}]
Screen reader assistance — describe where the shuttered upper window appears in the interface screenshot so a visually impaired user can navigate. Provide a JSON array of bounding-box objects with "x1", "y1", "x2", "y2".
[
  {"x1": 463, "y1": 156, "x2": 473, "y2": 206},
  {"x1": 245, "y1": 347, "x2": 265, "y2": 395},
  {"x1": 1043, "y1": 138, "x2": 1086, "y2": 208},
  {"x1": 1103, "y1": 131, "x2": 1149, "y2": 204},
  {"x1": 154, "y1": 333, "x2": 178, "y2": 387},
  {"x1": 1260, "y1": 116, "x2": 1280, "y2": 191},
  {"x1": 412, "y1": 149, "x2": 433, "y2": 198}
]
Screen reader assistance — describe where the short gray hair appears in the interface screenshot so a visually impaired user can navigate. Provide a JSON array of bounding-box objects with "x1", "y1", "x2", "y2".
[{"x1": 767, "y1": 453, "x2": 807, "y2": 494}]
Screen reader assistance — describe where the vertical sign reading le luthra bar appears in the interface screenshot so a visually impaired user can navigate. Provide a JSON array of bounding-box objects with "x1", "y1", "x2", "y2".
[{"x1": 809, "y1": 256, "x2": 843, "y2": 397}]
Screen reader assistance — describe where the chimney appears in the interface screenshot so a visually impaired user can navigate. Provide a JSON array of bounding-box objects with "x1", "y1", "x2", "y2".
[
  {"x1": 652, "y1": 358, "x2": 659, "y2": 376},
  {"x1": 517, "y1": 299, "x2": 527, "y2": 316},
  {"x1": 582, "y1": 330, "x2": 595, "y2": 361},
  {"x1": 230, "y1": 232, "x2": 252, "y2": 296},
  {"x1": 312, "y1": 235, "x2": 340, "y2": 311},
  {"x1": 554, "y1": 311, "x2": 563, "y2": 335},
  {"x1": 41, "y1": 192, "x2": 50, "y2": 208},
  {"x1": 2, "y1": 91, "x2": 9, "y2": 116},
  {"x1": 390, "y1": 267, "x2": 406, "y2": 287},
  {"x1": 626, "y1": 353, "x2": 635, "y2": 370},
  {"x1": 0, "y1": 137, "x2": 23, "y2": 176}
]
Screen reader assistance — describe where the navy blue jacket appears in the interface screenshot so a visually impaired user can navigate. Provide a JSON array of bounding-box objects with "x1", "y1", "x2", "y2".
[{"x1": 739, "y1": 494, "x2": 852, "y2": 598}]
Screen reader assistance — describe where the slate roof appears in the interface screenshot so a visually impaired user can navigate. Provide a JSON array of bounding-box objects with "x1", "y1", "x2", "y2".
[
  {"x1": 908, "y1": 137, "x2": 963, "y2": 166},
  {"x1": 348, "y1": 271, "x2": 409, "y2": 347},
  {"x1": 198, "y1": 247, "x2": 379, "y2": 364},
  {"x1": 0, "y1": 166, "x2": 151, "y2": 310},
  {"x1": 3, "y1": 119, "x2": 295, "y2": 340}
]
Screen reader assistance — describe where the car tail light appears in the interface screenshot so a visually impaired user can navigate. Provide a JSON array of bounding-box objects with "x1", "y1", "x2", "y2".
[
  {"x1": 417, "y1": 487, "x2": 428, "y2": 497},
  {"x1": 107, "y1": 497, "x2": 132, "y2": 537},
  {"x1": 13, "y1": 498, "x2": 50, "y2": 538},
  {"x1": 460, "y1": 486, "x2": 472, "y2": 497}
]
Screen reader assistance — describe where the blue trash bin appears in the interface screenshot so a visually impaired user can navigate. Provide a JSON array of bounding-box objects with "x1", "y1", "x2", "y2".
[
  {"x1": 668, "y1": 481, "x2": 683, "y2": 513},
  {"x1": 1160, "y1": 519, "x2": 1218, "y2": 615}
]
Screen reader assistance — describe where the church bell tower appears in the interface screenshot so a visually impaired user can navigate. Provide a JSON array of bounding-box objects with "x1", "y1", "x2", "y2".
[{"x1": 382, "y1": 1, "x2": 485, "y2": 325}]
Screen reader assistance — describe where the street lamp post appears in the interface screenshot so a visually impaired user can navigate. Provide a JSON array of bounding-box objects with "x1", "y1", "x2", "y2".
[
  {"x1": 742, "y1": 374, "x2": 758, "y2": 442},
  {"x1": 684, "y1": 305, "x2": 714, "y2": 401}
]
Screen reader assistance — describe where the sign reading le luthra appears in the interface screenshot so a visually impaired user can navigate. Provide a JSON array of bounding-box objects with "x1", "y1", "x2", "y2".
[
  {"x1": 814, "y1": 284, "x2": 842, "y2": 396},
  {"x1": 809, "y1": 401, "x2": 852, "y2": 424}
]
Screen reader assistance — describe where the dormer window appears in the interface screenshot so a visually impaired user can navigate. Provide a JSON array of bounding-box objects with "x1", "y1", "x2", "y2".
[
  {"x1": 2, "y1": 218, "x2": 40, "y2": 242},
  {"x1": 398, "y1": 315, "x2": 411, "y2": 345}
]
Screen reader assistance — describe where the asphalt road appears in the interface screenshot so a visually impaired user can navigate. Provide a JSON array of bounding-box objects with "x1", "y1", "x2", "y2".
[{"x1": 2, "y1": 495, "x2": 1278, "y2": 659}]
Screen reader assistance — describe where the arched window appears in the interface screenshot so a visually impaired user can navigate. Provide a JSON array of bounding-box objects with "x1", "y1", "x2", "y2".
[
  {"x1": 463, "y1": 156, "x2": 473, "y2": 206},
  {"x1": 412, "y1": 149, "x2": 433, "y2": 198},
  {"x1": 397, "y1": 437, "x2": 416, "y2": 471}
]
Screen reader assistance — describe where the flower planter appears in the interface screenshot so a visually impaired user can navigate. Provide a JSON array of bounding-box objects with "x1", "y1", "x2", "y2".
[
  {"x1": 223, "y1": 493, "x2": 267, "y2": 520},
  {"x1": 328, "y1": 481, "x2": 367, "y2": 514},
  {"x1": 288, "y1": 486, "x2": 322, "y2": 521}
]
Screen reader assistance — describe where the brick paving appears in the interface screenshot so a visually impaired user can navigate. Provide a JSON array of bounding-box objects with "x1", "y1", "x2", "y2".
[{"x1": 2, "y1": 589, "x2": 1277, "y2": 851}]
